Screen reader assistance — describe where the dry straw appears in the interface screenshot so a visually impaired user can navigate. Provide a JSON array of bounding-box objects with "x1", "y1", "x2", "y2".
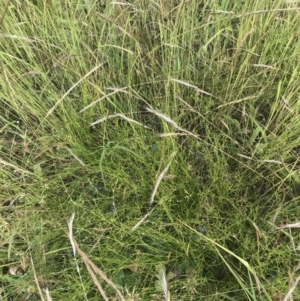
[{"x1": 68, "y1": 213, "x2": 125, "y2": 301}]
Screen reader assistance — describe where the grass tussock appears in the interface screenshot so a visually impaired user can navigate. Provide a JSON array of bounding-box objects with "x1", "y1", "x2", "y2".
[{"x1": 1, "y1": 0, "x2": 300, "y2": 300}]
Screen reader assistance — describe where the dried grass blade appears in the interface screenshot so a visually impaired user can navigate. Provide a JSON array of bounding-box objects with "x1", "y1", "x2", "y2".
[
  {"x1": 169, "y1": 78, "x2": 212, "y2": 96},
  {"x1": 217, "y1": 95, "x2": 257, "y2": 109},
  {"x1": 158, "y1": 133, "x2": 188, "y2": 137},
  {"x1": 31, "y1": 257, "x2": 45, "y2": 301},
  {"x1": 156, "y1": 264, "x2": 169, "y2": 301},
  {"x1": 80, "y1": 88, "x2": 129, "y2": 113},
  {"x1": 66, "y1": 147, "x2": 86, "y2": 167},
  {"x1": 67, "y1": 214, "x2": 125, "y2": 301},
  {"x1": 0, "y1": 158, "x2": 32, "y2": 174},
  {"x1": 283, "y1": 276, "x2": 300, "y2": 301},
  {"x1": 44, "y1": 287, "x2": 52, "y2": 301},
  {"x1": 91, "y1": 113, "x2": 149, "y2": 128},
  {"x1": 85, "y1": 263, "x2": 109, "y2": 301},
  {"x1": 130, "y1": 208, "x2": 155, "y2": 233},
  {"x1": 145, "y1": 107, "x2": 199, "y2": 139},
  {"x1": 44, "y1": 62, "x2": 107, "y2": 121},
  {"x1": 149, "y1": 151, "x2": 177, "y2": 206},
  {"x1": 282, "y1": 222, "x2": 300, "y2": 229}
]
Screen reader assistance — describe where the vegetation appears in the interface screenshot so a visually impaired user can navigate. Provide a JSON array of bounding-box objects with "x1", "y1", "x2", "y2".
[{"x1": 1, "y1": 0, "x2": 300, "y2": 300}]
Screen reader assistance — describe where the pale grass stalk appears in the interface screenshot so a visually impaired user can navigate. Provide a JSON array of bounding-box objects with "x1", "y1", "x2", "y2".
[
  {"x1": 146, "y1": 107, "x2": 185, "y2": 130},
  {"x1": 90, "y1": 229, "x2": 108, "y2": 252},
  {"x1": 213, "y1": 10, "x2": 234, "y2": 14},
  {"x1": 68, "y1": 213, "x2": 77, "y2": 260},
  {"x1": 282, "y1": 222, "x2": 300, "y2": 229},
  {"x1": 237, "y1": 153, "x2": 253, "y2": 160},
  {"x1": 68, "y1": 213, "x2": 88, "y2": 300},
  {"x1": 2, "y1": 33, "x2": 46, "y2": 45},
  {"x1": 149, "y1": 151, "x2": 177, "y2": 206},
  {"x1": 288, "y1": 228, "x2": 296, "y2": 252},
  {"x1": 145, "y1": 107, "x2": 199, "y2": 139},
  {"x1": 76, "y1": 240, "x2": 125, "y2": 301},
  {"x1": 163, "y1": 43, "x2": 184, "y2": 49},
  {"x1": 260, "y1": 159, "x2": 283, "y2": 164},
  {"x1": 158, "y1": 133, "x2": 188, "y2": 137},
  {"x1": 217, "y1": 95, "x2": 257, "y2": 109},
  {"x1": 221, "y1": 120, "x2": 230, "y2": 131},
  {"x1": 44, "y1": 287, "x2": 52, "y2": 301},
  {"x1": 282, "y1": 96, "x2": 294, "y2": 113},
  {"x1": 295, "y1": 261, "x2": 300, "y2": 272},
  {"x1": 43, "y1": 62, "x2": 107, "y2": 122},
  {"x1": 252, "y1": 64, "x2": 277, "y2": 70},
  {"x1": 66, "y1": 147, "x2": 86, "y2": 167},
  {"x1": 85, "y1": 263, "x2": 109, "y2": 301},
  {"x1": 176, "y1": 95, "x2": 200, "y2": 114},
  {"x1": 111, "y1": 1, "x2": 134, "y2": 6},
  {"x1": 236, "y1": 7, "x2": 300, "y2": 18},
  {"x1": 272, "y1": 206, "x2": 282, "y2": 225},
  {"x1": 156, "y1": 264, "x2": 170, "y2": 301},
  {"x1": 31, "y1": 257, "x2": 45, "y2": 301},
  {"x1": 0, "y1": 158, "x2": 32, "y2": 174},
  {"x1": 79, "y1": 88, "x2": 129, "y2": 113},
  {"x1": 283, "y1": 276, "x2": 300, "y2": 301},
  {"x1": 252, "y1": 269, "x2": 262, "y2": 295},
  {"x1": 250, "y1": 220, "x2": 262, "y2": 237},
  {"x1": 130, "y1": 208, "x2": 155, "y2": 233},
  {"x1": 169, "y1": 78, "x2": 212, "y2": 96},
  {"x1": 130, "y1": 151, "x2": 177, "y2": 232},
  {"x1": 68, "y1": 213, "x2": 125, "y2": 301},
  {"x1": 2, "y1": 33, "x2": 35, "y2": 42},
  {"x1": 288, "y1": 274, "x2": 294, "y2": 301},
  {"x1": 90, "y1": 113, "x2": 149, "y2": 128}
]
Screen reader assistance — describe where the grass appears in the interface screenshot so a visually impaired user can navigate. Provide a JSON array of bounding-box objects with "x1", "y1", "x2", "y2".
[{"x1": 1, "y1": 0, "x2": 300, "y2": 300}]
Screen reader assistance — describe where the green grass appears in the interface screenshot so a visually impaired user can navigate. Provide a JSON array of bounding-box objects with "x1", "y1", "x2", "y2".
[{"x1": 1, "y1": 0, "x2": 300, "y2": 300}]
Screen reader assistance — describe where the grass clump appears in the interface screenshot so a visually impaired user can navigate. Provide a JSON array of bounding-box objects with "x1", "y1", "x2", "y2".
[{"x1": 1, "y1": 0, "x2": 300, "y2": 300}]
